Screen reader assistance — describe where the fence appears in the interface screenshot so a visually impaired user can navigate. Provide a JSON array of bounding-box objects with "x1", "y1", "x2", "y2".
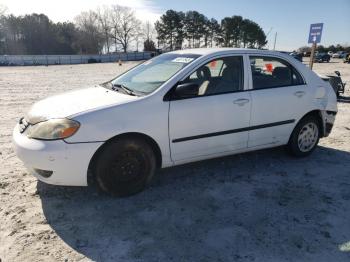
[{"x1": 0, "y1": 52, "x2": 154, "y2": 66}]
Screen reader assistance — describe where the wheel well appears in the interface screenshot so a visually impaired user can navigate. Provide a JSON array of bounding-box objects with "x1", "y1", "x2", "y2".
[
  {"x1": 297, "y1": 110, "x2": 324, "y2": 137},
  {"x1": 87, "y1": 132, "x2": 162, "y2": 185}
]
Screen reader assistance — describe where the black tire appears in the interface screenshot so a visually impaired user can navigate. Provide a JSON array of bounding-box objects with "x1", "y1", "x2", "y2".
[
  {"x1": 94, "y1": 137, "x2": 156, "y2": 197},
  {"x1": 287, "y1": 116, "x2": 320, "y2": 157}
]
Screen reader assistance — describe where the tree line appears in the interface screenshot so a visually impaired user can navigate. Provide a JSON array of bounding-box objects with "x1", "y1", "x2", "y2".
[
  {"x1": 155, "y1": 10, "x2": 267, "y2": 50},
  {"x1": 298, "y1": 44, "x2": 350, "y2": 54},
  {"x1": 0, "y1": 4, "x2": 267, "y2": 55},
  {"x1": 0, "y1": 5, "x2": 151, "y2": 55}
]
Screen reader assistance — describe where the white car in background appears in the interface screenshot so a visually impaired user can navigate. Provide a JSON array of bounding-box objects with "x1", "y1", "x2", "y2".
[{"x1": 13, "y1": 48, "x2": 338, "y2": 196}]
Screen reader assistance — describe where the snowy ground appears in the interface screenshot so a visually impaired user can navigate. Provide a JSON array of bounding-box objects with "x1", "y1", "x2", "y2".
[{"x1": 0, "y1": 59, "x2": 350, "y2": 261}]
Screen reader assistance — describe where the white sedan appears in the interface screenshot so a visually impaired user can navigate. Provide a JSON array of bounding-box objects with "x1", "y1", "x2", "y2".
[{"x1": 13, "y1": 48, "x2": 337, "y2": 196}]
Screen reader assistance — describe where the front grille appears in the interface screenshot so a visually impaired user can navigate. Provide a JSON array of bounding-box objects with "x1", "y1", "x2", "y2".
[{"x1": 18, "y1": 117, "x2": 30, "y2": 133}]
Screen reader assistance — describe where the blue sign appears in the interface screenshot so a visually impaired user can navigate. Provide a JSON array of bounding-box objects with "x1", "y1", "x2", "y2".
[{"x1": 308, "y1": 23, "x2": 323, "y2": 44}]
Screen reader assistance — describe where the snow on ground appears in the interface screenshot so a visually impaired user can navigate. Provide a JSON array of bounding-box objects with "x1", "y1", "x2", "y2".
[{"x1": 0, "y1": 59, "x2": 350, "y2": 261}]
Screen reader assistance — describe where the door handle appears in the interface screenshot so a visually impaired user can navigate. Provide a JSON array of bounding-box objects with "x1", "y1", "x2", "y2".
[
  {"x1": 233, "y1": 98, "x2": 249, "y2": 106},
  {"x1": 294, "y1": 91, "x2": 305, "y2": 98}
]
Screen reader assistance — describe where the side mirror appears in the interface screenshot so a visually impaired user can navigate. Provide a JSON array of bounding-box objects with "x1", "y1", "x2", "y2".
[
  {"x1": 334, "y1": 71, "x2": 341, "y2": 76},
  {"x1": 174, "y1": 82, "x2": 199, "y2": 98}
]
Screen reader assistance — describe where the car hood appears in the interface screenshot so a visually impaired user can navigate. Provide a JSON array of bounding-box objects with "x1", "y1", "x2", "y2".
[{"x1": 26, "y1": 86, "x2": 137, "y2": 123}]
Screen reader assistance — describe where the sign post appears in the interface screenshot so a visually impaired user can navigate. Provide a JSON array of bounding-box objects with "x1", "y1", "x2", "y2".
[
  {"x1": 309, "y1": 42, "x2": 317, "y2": 69},
  {"x1": 308, "y1": 23, "x2": 323, "y2": 69}
]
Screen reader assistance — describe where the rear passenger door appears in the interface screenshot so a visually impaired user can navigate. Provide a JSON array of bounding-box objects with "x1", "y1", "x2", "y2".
[{"x1": 248, "y1": 56, "x2": 309, "y2": 148}]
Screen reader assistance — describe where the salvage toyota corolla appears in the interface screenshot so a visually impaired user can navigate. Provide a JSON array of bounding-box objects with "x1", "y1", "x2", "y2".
[{"x1": 13, "y1": 48, "x2": 338, "y2": 196}]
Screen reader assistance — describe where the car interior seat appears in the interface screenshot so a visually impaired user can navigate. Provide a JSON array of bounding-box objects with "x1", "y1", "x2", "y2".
[
  {"x1": 197, "y1": 66, "x2": 212, "y2": 95},
  {"x1": 205, "y1": 61, "x2": 241, "y2": 94},
  {"x1": 272, "y1": 67, "x2": 291, "y2": 86}
]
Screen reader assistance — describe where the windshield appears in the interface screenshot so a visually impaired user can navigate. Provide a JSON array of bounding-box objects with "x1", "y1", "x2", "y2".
[{"x1": 110, "y1": 53, "x2": 200, "y2": 95}]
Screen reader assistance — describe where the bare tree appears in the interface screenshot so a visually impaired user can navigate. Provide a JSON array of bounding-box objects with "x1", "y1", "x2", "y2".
[
  {"x1": 110, "y1": 5, "x2": 121, "y2": 52},
  {"x1": 142, "y1": 21, "x2": 156, "y2": 51},
  {"x1": 110, "y1": 5, "x2": 141, "y2": 53},
  {"x1": 134, "y1": 23, "x2": 144, "y2": 52},
  {"x1": 0, "y1": 4, "x2": 7, "y2": 53},
  {"x1": 75, "y1": 11, "x2": 103, "y2": 54},
  {"x1": 144, "y1": 21, "x2": 156, "y2": 42},
  {"x1": 134, "y1": 21, "x2": 156, "y2": 52},
  {"x1": 0, "y1": 4, "x2": 7, "y2": 16},
  {"x1": 96, "y1": 6, "x2": 112, "y2": 53}
]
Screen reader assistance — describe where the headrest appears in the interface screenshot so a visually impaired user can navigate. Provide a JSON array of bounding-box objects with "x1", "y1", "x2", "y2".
[{"x1": 273, "y1": 67, "x2": 290, "y2": 79}]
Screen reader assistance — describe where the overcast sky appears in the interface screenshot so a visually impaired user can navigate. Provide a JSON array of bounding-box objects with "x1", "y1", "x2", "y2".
[{"x1": 2, "y1": 0, "x2": 350, "y2": 51}]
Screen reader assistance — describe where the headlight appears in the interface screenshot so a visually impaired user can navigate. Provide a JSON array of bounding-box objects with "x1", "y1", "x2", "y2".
[{"x1": 26, "y1": 119, "x2": 80, "y2": 140}]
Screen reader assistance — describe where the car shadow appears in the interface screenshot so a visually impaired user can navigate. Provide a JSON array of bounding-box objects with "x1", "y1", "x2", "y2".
[{"x1": 38, "y1": 145, "x2": 350, "y2": 261}]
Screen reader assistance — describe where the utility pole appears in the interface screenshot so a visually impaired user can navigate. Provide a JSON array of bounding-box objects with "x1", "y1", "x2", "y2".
[{"x1": 273, "y1": 32, "x2": 277, "y2": 50}]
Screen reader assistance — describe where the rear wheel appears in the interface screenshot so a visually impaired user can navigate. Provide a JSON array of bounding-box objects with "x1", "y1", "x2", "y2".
[
  {"x1": 94, "y1": 137, "x2": 156, "y2": 197},
  {"x1": 288, "y1": 116, "x2": 320, "y2": 157}
]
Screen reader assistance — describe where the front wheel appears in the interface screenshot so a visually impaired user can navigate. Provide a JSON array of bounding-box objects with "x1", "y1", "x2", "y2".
[
  {"x1": 94, "y1": 137, "x2": 156, "y2": 197},
  {"x1": 288, "y1": 116, "x2": 320, "y2": 157}
]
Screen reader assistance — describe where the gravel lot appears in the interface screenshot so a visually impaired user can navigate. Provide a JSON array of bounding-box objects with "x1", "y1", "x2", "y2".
[{"x1": 0, "y1": 58, "x2": 350, "y2": 261}]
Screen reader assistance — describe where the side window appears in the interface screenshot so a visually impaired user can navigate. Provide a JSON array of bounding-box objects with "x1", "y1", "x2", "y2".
[
  {"x1": 183, "y1": 56, "x2": 244, "y2": 96},
  {"x1": 250, "y1": 56, "x2": 305, "y2": 89},
  {"x1": 292, "y1": 68, "x2": 304, "y2": 85},
  {"x1": 207, "y1": 59, "x2": 224, "y2": 77}
]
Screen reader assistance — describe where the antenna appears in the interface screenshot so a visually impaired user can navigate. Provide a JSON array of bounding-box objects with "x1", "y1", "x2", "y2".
[
  {"x1": 266, "y1": 27, "x2": 273, "y2": 37},
  {"x1": 265, "y1": 28, "x2": 273, "y2": 50},
  {"x1": 273, "y1": 32, "x2": 277, "y2": 50}
]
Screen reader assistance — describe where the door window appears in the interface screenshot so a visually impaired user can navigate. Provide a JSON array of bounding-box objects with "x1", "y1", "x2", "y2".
[
  {"x1": 250, "y1": 56, "x2": 305, "y2": 89},
  {"x1": 183, "y1": 56, "x2": 244, "y2": 96}
]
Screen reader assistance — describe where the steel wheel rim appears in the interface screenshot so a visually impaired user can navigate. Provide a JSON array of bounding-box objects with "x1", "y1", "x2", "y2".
[
  {"x1": 297, "y1": 122, "x2": 319, "y2": 152},
  {"x1": 111, "y1": 151, "x2": 144, "y2": 182}
]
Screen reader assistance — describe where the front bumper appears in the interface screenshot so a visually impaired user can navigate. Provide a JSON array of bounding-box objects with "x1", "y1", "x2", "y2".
[{"x1": 12, "y1": 124, "x2": 103, "y2": 186}]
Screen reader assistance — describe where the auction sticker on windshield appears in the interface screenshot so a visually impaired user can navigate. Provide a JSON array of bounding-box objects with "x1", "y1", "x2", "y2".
[{"x1": 172, "y1": 57, "x2": 195, "y2": 63}]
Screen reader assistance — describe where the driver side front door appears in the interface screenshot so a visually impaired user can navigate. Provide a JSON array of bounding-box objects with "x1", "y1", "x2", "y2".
[{"x1": 168, "y1": 55, "x2": 251, "y2": 163}]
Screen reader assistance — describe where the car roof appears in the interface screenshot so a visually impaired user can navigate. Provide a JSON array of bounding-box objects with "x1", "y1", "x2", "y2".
[{"x1": 169, "y1": 48, "x2": 288, "y2": 57}]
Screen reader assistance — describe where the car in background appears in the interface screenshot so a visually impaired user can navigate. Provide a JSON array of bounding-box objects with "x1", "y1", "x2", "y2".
[
  {"x1": 13, "y1": 48, "x2": 338, "y2": 196},
  {"x1": 344, "y1": 53, "x2": 350, "y2": 64},
  {"x1": 332, "y1": 51, "x2": 347, "y2": 58},
  {"x1": 328, "y1": 51, "x2": 334, "y2": 56},
  {"x1": 314, "y1": 53, "x2": 330, "y2": 62},
  {"x1": 339, "y1": 52, "x2": 349, "y2": 59},
  {"x1": 319, "y1": 71, "x2": 346, "y2": 97},
  {"x1": 289, "y1": 52, "x2": 303, "y2": 62}
]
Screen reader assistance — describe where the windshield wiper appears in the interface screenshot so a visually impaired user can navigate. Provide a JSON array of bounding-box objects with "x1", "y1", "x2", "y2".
[{"x1": 112, "y1": 83, "x2": 137, "y2": 96}]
